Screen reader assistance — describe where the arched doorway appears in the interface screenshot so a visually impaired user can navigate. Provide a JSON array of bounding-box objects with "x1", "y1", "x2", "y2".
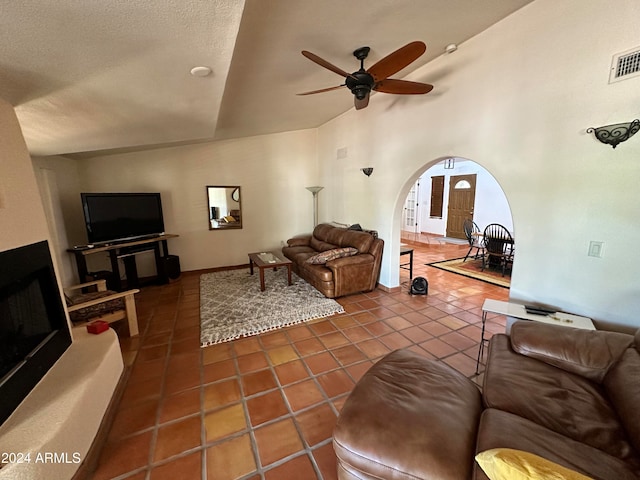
[
  {"x1": 394, "y1": 156, "x2": 514, "y2": 288},
  {"x1": 401, "y1": 157, "x2": 512, "y2": 243}
]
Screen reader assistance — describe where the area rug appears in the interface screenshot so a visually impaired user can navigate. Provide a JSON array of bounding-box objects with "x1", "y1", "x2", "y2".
[
  {"x1": 199, "y1": 268, "x2": 345, "y2": 347},
  {"x1": 426, "y1": 257, "x2": 510, "y2": 288}
]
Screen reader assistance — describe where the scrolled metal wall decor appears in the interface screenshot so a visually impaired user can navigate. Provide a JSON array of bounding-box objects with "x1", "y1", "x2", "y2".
[{"x1": 587, "y1": 119, "x2": 640, "y2": 149}]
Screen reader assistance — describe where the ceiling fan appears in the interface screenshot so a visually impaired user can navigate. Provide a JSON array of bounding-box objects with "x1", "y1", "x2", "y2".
[{"x1": 298, "y1": 41, "x2": 433, "y2": 110}]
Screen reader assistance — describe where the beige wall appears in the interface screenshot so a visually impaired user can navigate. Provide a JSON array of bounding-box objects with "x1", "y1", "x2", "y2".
[
  {"x1": 316, "y1": 0, "x2": 640, "y2": 329},
  {"x1": 31, "y1": 155, "x2": 84, "y2": 286},
  {"x1": 33, "y1": 0, "x2": 640, "y2": 330},
  {"x1": 75, "y1": 129, "x2": 319, "y2": 274},
  {"x1": 0, "y1": 99, "x2": 50, "y2": 252}
]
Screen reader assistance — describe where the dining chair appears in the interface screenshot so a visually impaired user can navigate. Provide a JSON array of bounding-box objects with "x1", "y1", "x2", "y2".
[
  {"x1": 481, "y1": 223, "x2": 514, "y2": 276},
  {"x1": 463, "y1": 219, "x2": 484, "y2": 262}
]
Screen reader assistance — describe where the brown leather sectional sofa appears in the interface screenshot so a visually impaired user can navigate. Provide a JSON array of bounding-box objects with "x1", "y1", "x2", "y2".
[
  {"x1": 281, "y1": 223, "x2": 384, "y2": 298},
  {"x1": 334, "y1": 321, "x2": 640, "y2": 479}
]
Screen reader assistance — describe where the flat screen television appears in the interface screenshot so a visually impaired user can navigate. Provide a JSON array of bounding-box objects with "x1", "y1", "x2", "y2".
[{"x1": 81, "y1": 192, "x2": 165, "y2": 244}]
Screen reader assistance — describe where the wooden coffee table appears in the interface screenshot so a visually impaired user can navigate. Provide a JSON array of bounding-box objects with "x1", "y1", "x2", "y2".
[{"x1": 248, "y1": 251, "x2": 293, "y2": 291}]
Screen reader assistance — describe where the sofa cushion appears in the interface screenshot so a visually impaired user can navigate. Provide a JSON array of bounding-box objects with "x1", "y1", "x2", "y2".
[
  {"x1": 340, "y1": 229, "x2": 374, "y2": 253},
  {"x1": 334, "y1": 349, "x2": 482, "y2": 480},
  {"x1": 510, "y1": 321, "x2": 633, "y2": 383},
  {"x1": 475, "y1": 448, "x2": 594, "y2": 480},
  {"x1": 313, "y1": 223, "x2": 374, "y2": 253},
  {"x1": 281, "y1": 245, "x2": 316, "y2": 264},
  {"x1": 309, "y1": 235, "x2": 338, "y2": 252},
  {"x1": 604, "y1": 347, "x2": 640, "y2": 455},
  {"x1": 286, "y1": 236, "x2": 310, "y2": 247},
  {"x1": 305, "y1": 247, "x2": 358, "y2": 264},
  {"x1": 475, "y1": 409, "x2": 640, "y2": 480},
  {"x1": 321, "y1": 223, "x2": 347, "y2": 245},
  {"x1": 484, "y1": 334, "x2": 637, "y2": 463}
]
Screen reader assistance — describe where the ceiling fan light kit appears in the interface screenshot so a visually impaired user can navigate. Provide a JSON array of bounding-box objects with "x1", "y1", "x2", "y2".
[{"x1": 299, "y1": 41, "x2": 434, "y2": 110}]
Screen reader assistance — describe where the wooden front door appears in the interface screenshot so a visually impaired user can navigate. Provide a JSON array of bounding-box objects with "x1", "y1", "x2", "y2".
[{"x1": 445, "y1": 174, "x2": 477, "y2": 239}]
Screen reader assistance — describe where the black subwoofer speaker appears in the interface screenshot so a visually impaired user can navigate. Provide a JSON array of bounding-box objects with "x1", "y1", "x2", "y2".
[{"x1": 163, "y1": 255, "x2": 181, "y2": 280}]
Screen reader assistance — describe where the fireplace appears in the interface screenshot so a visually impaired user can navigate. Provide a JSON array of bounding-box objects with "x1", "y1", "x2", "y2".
[{"x1": 0, "y1": 240, "x2": 72, "y2": 425}]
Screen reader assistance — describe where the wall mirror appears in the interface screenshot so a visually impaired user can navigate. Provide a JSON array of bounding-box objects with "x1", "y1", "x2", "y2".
[{"x1": 207, "y1": 186, "x2": 242, "y2": 230}]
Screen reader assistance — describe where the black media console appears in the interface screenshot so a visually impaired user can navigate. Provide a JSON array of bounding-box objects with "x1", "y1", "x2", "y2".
[{"x1": 67, "y1": 234, "x2": 179, "y2": 291}]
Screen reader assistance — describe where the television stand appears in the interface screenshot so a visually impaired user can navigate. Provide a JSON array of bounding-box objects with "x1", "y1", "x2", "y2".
[{"x1": 67, "y1": 234, "x2": 179, "y2": 291}]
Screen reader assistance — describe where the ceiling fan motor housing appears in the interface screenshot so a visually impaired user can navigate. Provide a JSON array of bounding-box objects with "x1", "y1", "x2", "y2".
[{"x1": 346, "y1": 71, "x2": 374, "y2": 99}]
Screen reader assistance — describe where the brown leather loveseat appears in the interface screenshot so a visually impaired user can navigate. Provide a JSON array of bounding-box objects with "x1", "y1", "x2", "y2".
[
  {"x1": 333, "y1": 321, "x2": 640, "y2": 479},
  {"x1": 282, "y1": 223, "x2": 384, "y2": 298}
]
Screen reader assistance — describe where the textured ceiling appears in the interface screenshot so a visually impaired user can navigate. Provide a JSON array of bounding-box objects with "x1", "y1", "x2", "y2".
[{"x1": 0, "y1": 0, "x2": 534, "y2": 157}]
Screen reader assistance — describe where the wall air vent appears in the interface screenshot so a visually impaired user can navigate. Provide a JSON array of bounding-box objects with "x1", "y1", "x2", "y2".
[{"x1": 609, "y1": 47, "x2": 640, "y2": 83}]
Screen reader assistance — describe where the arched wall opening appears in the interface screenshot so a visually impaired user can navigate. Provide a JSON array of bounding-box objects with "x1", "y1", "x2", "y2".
[{"x1": 385, "y1": 156, "x2": 515, "y2": 289}]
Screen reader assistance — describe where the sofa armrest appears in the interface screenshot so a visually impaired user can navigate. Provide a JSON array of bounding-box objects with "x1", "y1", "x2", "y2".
[
  {"x1": 510, "y1": 321, "x2": 634, "y2": 383},
  {"x1": 325, "y1": 254, "x2": 377, "y2": 297},
  {"x1": 326, "y1": 253, "x2": 373, "y2": 269},
  {"x1": 287, "y1": 235, "x2": 311, "y2": 247}
]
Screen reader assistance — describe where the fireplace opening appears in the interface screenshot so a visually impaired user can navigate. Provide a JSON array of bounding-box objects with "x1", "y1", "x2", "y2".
[{"x1": 0, "y1": 240, "x2": 72, "y2": 425}]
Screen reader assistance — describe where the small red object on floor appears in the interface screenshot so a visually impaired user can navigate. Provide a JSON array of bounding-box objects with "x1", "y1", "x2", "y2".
[{"x1": 87, "y1": 320, "x2": 109, "y2": 334}]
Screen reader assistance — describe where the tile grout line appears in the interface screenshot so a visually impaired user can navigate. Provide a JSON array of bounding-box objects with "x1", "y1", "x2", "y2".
[{"x1": 260, "y1": 333, "x2": 324, "y2": 479}]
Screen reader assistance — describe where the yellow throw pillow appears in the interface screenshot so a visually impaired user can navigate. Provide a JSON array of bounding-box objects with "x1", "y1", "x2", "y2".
[{"x1": 475, "y1": 449, "x2": 594, "y2": 480}]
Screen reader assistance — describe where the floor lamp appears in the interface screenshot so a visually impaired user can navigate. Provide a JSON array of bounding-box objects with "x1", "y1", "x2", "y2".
[{"x1": 306, "y1": 186, "x2": 324, "y2": 226}]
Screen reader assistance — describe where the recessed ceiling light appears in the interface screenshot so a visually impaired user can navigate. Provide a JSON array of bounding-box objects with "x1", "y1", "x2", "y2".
[{"x1": 190, "y1": 66, "x2": 212, "y2": 77}]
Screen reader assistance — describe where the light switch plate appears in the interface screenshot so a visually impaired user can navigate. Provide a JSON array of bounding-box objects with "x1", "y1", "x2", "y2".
[{"x1": 588, "y1": 241, "x2": 604, "y2": 258}]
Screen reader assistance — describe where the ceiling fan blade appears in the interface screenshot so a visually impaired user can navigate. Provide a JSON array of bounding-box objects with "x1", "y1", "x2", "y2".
[
  {"x1": 297, "y1": 85, "x2": 346, "y2": 95},
  {"x1": 367, "y1": 41, "x2": 426, "y2": 82},
  {"x1": 301, "y1": 50, "x2": 351, "y2": 78},
  {"x1": 354, "y1": 92, "x2": 370, "y2": 110},
  {"x1": 374, "y1": 79, "x2": 434, "y2": 95}
]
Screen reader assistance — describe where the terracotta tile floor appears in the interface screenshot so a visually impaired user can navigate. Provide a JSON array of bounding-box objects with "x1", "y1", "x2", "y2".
[{"x1": 90, "y1": 240, "x2": 508, "y2": 480}]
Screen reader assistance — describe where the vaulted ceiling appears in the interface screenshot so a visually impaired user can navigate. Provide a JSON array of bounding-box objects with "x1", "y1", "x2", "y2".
[{"x1": 0, "y1": 0, "x2": 534, "y2": 157}]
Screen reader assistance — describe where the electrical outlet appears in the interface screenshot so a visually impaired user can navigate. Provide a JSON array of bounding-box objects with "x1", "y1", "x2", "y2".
[{"x1": 588, "y1": 241, "x2": 604, "y2": 258}]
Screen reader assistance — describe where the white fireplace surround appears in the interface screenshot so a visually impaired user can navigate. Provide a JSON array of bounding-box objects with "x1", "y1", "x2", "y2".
[{"x1": 0, "y1": 328, "x2": 123, "y2": 480}]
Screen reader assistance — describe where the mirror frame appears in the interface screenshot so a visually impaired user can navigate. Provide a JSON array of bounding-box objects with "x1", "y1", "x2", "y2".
[{"x1": 206, "y1": 185, "x2": 242, "y2": 230}]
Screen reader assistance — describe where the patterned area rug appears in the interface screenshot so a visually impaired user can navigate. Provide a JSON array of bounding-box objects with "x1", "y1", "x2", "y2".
[
  {"x1": 426, "y1": 257, "x2": 510, "y2": 288},
  {"x1": 199, "y1": 268, "x2": 345, "y2": 347}
]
